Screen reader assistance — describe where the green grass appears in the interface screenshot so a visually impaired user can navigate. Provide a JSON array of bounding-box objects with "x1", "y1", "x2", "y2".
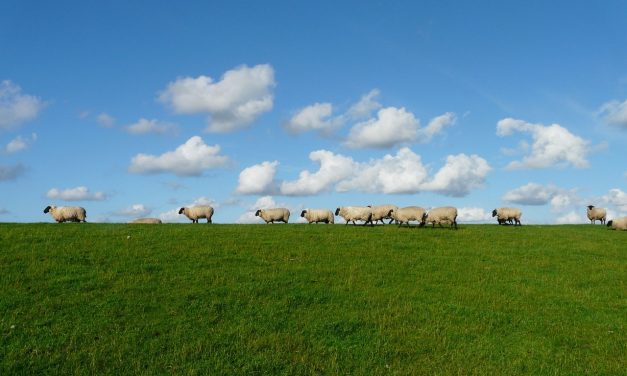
[{"x1": 1, "y1": 223, "x2": 625, "y2": 375}]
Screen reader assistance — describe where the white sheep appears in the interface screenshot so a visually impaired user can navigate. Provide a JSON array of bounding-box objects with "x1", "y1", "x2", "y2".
[
  {"x1": 586, "y1": 205, "x2": 606, "y2": 224},
  {"x1": 389, "y1": 206, "x2": 426, "y2": 227},
  {"x1": 255, "y1": 208, "x2": 290, "y2": 223},
  {"x1": 492, "y1": 207, "x2": 522, "y2": 226},
  {"x1": 178, "y1": 206, "x2": 214, "y2": 223},
  {"x1": 424, "y1": 206, "x2": 458, "y2": 229},
  {"x1": 334, "y1": 206, "x2": 373, "y2": 226},
  {"x1": 300, "y1": 209, "x2": 334, "y2": 224},
  {"x1": 607, "y1": 217, "x2": 627, "y2": 231},
  {"x1": 43, "y1": 205, "x2": 87, "y2": 223},
  {"x1": 129, "y1": 218, "x2": 162, "y2": 224},
  {"x1": 368, "y1": 204, "x2": 398, "y2": 224}
]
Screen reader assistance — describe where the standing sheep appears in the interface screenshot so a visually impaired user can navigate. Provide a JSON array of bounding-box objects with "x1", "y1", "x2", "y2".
[
  {"x1": 389, "y1": 206, "x2": 426, "y2": 227},
  {"x1": 586, "y1": 205, "x2": 607, "y2": 224},
  {"x1": 178, "y1": 206, "x2": 214, "y2": 223},
  {"x1": 424, "y1": 206, "x2": 458, "y2": 229},
  {"x1": 492, "y1": 207, "x2": 522, "y2": 226},
  {"x1": 43, "y1": 205, "x2": 87, "y2": 223},
  {"x1": 368, "y1": 204, "x2": 398, "y2": 224},
  {"x1": 300, "y1": 209, "x2": 334, "y2": 224},
  {"x1": 607, "y1": 217, "x2": 627, "y2": 230},
  {"x1": 335, "y1": 206, "x2": 373, "y2": 226},
  {"x1": 129, "y1": 218, "x2": 162, "y2": 224},
  {"x1": 255, "y1": 208, "x2": 290, "y2": 224}
]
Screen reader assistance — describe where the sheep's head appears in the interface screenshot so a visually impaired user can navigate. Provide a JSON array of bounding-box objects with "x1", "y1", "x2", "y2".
[
  {"x1": 300, "y1": 210, "x2": 307, "y2": 217},
  {"x1": 607, "y1": 220, "x2": 613, "y2": 227},
  {"x1": 334, "y1": 208, "x2": 340, "y2": 215},
  {"x1": 587, "y1": 205, "x2": 595, "y2": 210},
  {"x1": 387, "y1": 209, "x2": 394, "y2": 217},
  {"x1": 255, "y1": 209, "x2": 262, "y2": 217},
  {"x1": 43, "y1": 205, "x2": 54, "y2": 214},
  {"x1": 178, "y1": 208, "x2": 185, "y2": 214},
  {"x1": 492, "y1": 209, "x2": 497, "y2": 217}
]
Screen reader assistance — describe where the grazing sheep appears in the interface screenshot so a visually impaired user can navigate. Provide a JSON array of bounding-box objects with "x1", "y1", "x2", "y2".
[
  {"x1": 607, "y1": 217, "x2": 627, "y2": 231},
  {"x1": 255, "y1": 208, "x2": 290, "y2": 224},
  {"x1": 586, "y1": 205, "x2": 607, "y2": 224},
  {"x1": 334, "y1": 206, "x2": 373, "y2": 226},
  {"x1": 492, "y1": 207, "x2": 522, "y2": 226},
  {"x1": 43, "y1": 205, "x2": 87, "y2": 223},
  {"x1": 389, "y1": 206, "x2": 426, "y2": 227},
  {"x1": 129, "y1": 218, "x2": 162, "y2": 224},
  {"x1": 368, "y1": 204, "x2": 398, "y2": 224},
  {"x1": 300, "y1": 209, "x2": 334, "y2": 224},
  {"x1": 424, "y1": 206, "x2": 458, "y2": 229},
  {"x1": 178, "y1": 206, "x2": 214, "y2": 223}
]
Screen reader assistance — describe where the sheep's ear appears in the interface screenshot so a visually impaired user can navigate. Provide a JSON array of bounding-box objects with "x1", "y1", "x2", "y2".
[{"x1": 587, "y1": 205, "x2": 593, "y2": 209}]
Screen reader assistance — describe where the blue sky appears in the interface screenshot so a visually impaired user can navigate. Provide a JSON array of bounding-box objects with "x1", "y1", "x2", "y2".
[{"x1": 1, "y1": 1, "x2": 626, "y2": 224}]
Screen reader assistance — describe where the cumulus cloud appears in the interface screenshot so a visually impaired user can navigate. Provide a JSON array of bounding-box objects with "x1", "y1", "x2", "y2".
[
  {"x1": 0, "y1": 81, "x2": 45, "y2": 130},
  {"x1": 236, "y1": 160, "x2": 279, "y2": 195},
  {"x1": 280, "y1": 150, "x2": 356, "y2": 196},
  {"x1": 0, "y1": 164, "x2": 26, "y2": 181},
  {"x1": 47, "y1": 186, "x2": 107, "y2": 201},
  {"x1": 280, "y1": 148, "x2": 489, "y2": 197},
  {"x1": 458, "y1": 207, "x2": 493, "y2": 223},
  {"x1": 158, "y1": 64, "x2": 275, "y2": 132},
  {"x1": 502, "y1": 183, "x2": 563, "y2": 205},
  {"x1": 97, "y1": 112, "x2": 116, "y2": 128},
  {"x1": 347, "y1": 89, "x2": 382, "y2": 119},
  {"x1": 496, "y1": 118, "x2": 590, "y2": 169},
  {"x1": 129, "y1": 136, "x2": 229, "y2": 176},
  {"x1": 345, "y1": 107, "x2": 419, "y2": 149},
  {"x1": 2, "y1": 133, "x2": 37, "y2": 154},
  {"x1": 114, "y1": 204, "x2": 152, "y2": 218},
  {"x1": 126, "y1": 118, "x2": 177, "y2": 135},
  {"x1": 417, "y1": 112, "x2": 457, "y2": 143},
  {"x1": 421, "y1": 154, "x2": 491, "y2": 197},
  {"x1": 598, "y1": 99, "x2": 627, "y2": 129},
  {"x1": 283, "y1": 103, "x2": 341, "y2": 135},
  {"x1": 600, "y1": 188, "x2": 627, "y2": 211},
  {"x1": 337, "y1": 148, "x2": 429, "y2": 194},
  {"x1": 555, "y1": 211, "x2": 586, "y2": 224}
]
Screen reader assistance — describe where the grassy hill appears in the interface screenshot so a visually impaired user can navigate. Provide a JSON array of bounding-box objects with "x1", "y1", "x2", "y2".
[{"x1": 1, "y1": 223, "x2": 625, "y2": 374}]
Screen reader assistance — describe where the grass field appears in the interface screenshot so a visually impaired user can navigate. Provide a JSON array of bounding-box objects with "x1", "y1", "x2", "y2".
[{"x1": 1, "y1": 223, "x2": 625, "y2": 375}]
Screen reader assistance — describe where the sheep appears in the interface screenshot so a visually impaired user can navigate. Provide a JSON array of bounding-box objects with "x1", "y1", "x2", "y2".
[
  {"x1": 368, "y1": 204, "x2": 398, "y2": 224},
  {"x1": 388, "y1": 206, "x2": 426, "y2": 227},
  {"x1": 492, "y1": 207, "x2": 522, "y2": 226},
  {"x1": 300, "y1": 209, "x2": 334, "y2": 224},
  {"x1": 586, "y1": 205, "x2": 607, "y2": 224},
  {"x1": 178, "y1": 206, "x2": 214, "y2": 223},
  {"x1": 607, "y1": 217, "x2": 627, "y2": 231},
  {"x1": 424, "y1": 206, "x2": 458, "y2": 229},
  {"x1": 43, "y1": 205, "x2": 87, "y2": 223},
  {"x1": 255, "y1": 208, "x2": 290, "y2": 223},
  {"x1": 129, "y1": 218, "x2": 162, "y2": 224},
  {"x1": 334, "y1": 206, "x2": 373, "y2": 226}
]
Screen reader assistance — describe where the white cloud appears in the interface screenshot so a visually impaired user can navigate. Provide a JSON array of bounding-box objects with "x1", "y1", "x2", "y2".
[
  {"x1": 0, "y1": 164, "x2": 26, "y2": 181},
  {"x1": 158, "y1": 64, "x2": 275, "y2": 132},
  {"x1": 417, "y1": 112, "x2": 456, "y2": 143},
  {"x1": 345, "y1": 107, "x2": 419, "y2": 149},
  {"x1": 421, "y1": 154, "x2": 491, "y2": 197},
  {"x1": 337, "y1": 148, "x2": 429, "y2": 194},
  {"x1": 236, "y1": 160, "x2": 279, "y2": 195},
  {"x1": 115, "y1": 204, "x2": 152, "y2": 218},
  {"x1": 458, "y1": 207, "x2": 493, "y2": 223},
  {"x1": 128, "y1": 136, "x2": 229, "y2": 176},
  {"x1": 126, "y1": 118, "x2": 177, "y2": 135},
  {"x1": 97, "y1": 112, "x2": 116, "y2": 128},
  {"x1": 280, "y1": 150, "x2": 356, "y2": 196},
  {"x1": 0, "y1": 81, "x2": 44, "y2": 130},
  {"x1": 283, "y1": 103, "x2": 341, "y2": 135},
  {"x1": 502, "y1": 183, "x2": 562, "y2": 205},
  {"x1": 555, "y1": 211, "x2": 586, "y2": 224},
  {"x1": 2, "y1": 133, "x2": 36, "y2": 154},
  {"x1": 600, "y1": 188, "x2": 627, "y2": 211},
  {"x1": 598, "y1": 99, "x2": 627, "y2": 129},
  {"x1": 347, "y1": 89, "x2": 382, "y2": 119},
  {"x1": 47, "y1": 186, "x2": 107, "y2": 201},
  {"x1": 496, "y1": 118, "x2": 590, "y2": 169}
]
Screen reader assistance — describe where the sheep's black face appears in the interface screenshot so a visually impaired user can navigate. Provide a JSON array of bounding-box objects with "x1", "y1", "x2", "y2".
[
  {"x1": 300, "y1": 210, "x2": 307, "y2": 217},
  {"x1": 178, "y1": 208, "x2": 185, "y2": 214},
  {"x1": 492, "y1": 209, "x2": 497, "y2": 217},
  {"x1": 255, "y1": 210, "x2": 261, "y2": 217},
  {"x1": 387, "y1": 209, "x2": 394, "y2": 217},
  {"x1": 335, "y1": 208, "x2": 340, "y2": 215},
  {"x1": 587, "y1": 205, "x2": 594, "y2": 210},
  {"x1": 607, "y1": 220, "x2": 613, "y2": 227},
  {"x1": 43, "y1": 206, "x2": 51, "y2": 213}
]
